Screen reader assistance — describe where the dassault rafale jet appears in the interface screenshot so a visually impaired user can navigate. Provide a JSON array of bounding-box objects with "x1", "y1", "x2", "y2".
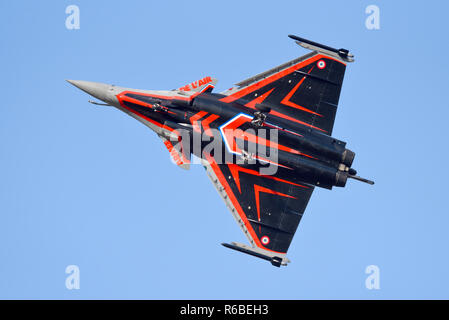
[{"x1": 68, "y1": 35, "x2": 373, "y2": 267}]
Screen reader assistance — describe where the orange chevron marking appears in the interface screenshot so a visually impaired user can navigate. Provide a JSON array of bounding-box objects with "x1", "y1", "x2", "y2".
[
  {"x1": 228, "y1": 164, "x2": 308, "y2": 193},
  {"x1": 254, "y1": 185, "x2": 296, "y2": 222},
  {"x1": 244, "y1": 88, "x2": 275, "y2": 109},
  {"x1": 280, "y1": 75, "x2": 323, "y2": 117},
  {"x1": 189, "y1": 111, "x2": 208, "y2": 132},
  {"x1": 202, "y1": 114, "x2": 220, "y2": 137}
]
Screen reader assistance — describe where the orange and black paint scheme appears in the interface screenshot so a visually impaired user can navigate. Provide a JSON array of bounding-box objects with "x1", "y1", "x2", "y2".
[{"x1": 68, "y1": 35, "x2": 373, "y2": 267}]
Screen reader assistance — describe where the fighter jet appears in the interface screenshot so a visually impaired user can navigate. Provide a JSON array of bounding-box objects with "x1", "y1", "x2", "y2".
[{"x1": 68, "y1": 35, "x2": 373, "y2": 267}]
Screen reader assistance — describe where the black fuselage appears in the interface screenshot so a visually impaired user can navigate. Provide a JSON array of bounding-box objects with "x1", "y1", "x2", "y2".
[{"x1": 119, "y1": 91, "x2": 355, "y2": 190}]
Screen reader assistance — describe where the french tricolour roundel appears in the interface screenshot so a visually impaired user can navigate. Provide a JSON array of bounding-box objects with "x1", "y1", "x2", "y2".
[
  {"x1": 317, "y1": 60, "x2": 326, "y2": 69},
  {"x1": 261, "y1": 236, "x2": 270, "y2": 245}
]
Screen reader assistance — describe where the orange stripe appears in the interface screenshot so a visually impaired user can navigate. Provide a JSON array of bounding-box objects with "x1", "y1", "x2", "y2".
[
  {"x1": 120, "y1": 90, "x2": 191, "y2": 102},
  {"x1": 116, "y1": 94, "x2": 172, "y2": 132}
]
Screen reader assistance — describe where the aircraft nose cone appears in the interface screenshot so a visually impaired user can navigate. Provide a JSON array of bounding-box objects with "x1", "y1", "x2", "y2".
[{"x1": 66, "y1": 80, "x2": 118, "y2": 105}]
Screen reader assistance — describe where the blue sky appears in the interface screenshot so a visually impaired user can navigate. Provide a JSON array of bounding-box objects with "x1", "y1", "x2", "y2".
[{"x1": 1, "y1": 0, "x2": 448, "y2": 299}]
